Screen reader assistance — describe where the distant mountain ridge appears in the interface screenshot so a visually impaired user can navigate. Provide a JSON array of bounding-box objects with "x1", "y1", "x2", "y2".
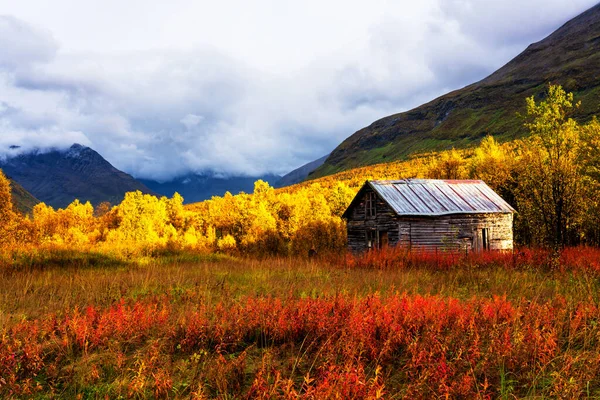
[
  {"x1": 313, "y1": 3, "x2": 600, "y2": 177},
  {"x1": 2, "y1": 143, "x2": 283, "y2": 208},
  {"x1": 275, "y1": 154, "x2": 329, "y2": 188},
  {"x1": 0, "y1": 144, "x2": 155, "y2": 209},
  {"x1": 140, "y1": 173, "x2": 281, "y2": 203}
]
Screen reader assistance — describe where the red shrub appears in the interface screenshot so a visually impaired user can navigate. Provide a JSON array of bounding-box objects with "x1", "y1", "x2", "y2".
[{"x1": 2, "y1": 289, "x2": 600, "y2": 397}]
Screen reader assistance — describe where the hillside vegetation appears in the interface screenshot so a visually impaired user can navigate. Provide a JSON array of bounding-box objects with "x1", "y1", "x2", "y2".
[
  {"x1": 9, "y1": 177, "x2": 39, "y2": 215},
  {"x1": 314, "y1": 3, "x2": 600, "y2": 177}
]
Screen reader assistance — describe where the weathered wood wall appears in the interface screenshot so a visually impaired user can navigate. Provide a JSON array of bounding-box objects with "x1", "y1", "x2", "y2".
[
  {"x1": 396, "y1": 213, "x2": 513, "y2": 252},
  {"x1": 346, "y1": 188, "x2": 514, "y2": 253},
  {"x1": 346, "y1": 187, "x2": 400, "y2": 253}
]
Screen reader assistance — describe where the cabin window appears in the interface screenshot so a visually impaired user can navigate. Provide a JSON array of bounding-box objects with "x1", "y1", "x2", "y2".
[
  {"x1": 482, "y1": 228, "x2": 490, "y2": 250},
  {"x1": 365, "y1": 192, "x2": 376, "y2": 218}
]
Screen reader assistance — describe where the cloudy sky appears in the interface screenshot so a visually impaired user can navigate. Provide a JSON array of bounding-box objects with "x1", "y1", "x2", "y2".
[{"x1": 0, "y1": 0, "x2": 597, "y2": 180}]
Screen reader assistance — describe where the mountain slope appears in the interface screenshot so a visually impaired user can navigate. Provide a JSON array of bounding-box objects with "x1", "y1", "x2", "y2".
[
  {"x1": 275, "y1": 154, "x2": 329, "y2": 188},
  {"x1": 140, "y1": 173, "x2": 281, "y2": 203},
  {"x1": 8, "y1": 177, "x2": 39, "y2": 215},
  {"x1": 1, "y1": 144, "x2": 155, "y2": 209},
  {"x1": 314, "y1": 3, "x2": 600, "y2": 177}
]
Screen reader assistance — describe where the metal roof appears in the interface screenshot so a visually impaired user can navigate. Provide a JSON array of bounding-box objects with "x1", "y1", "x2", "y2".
[{"x1": 365, "y1": 179, "x2": 515, "y2": 216}]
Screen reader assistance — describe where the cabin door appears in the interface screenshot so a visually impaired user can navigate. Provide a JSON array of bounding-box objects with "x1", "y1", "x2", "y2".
[
  {"x1": 379, "y1": 231, "x2": 389, "y2": 248},
  {"x1": 474, "y1": 228, "x2": 490, "y2": 252},
  {"x1": 366, "y1": 229, "x2": 376, "y2": 250}
]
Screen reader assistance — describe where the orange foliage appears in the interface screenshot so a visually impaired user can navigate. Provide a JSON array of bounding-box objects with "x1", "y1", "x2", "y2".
[{"x1": 3, "y1": 291, "x2": 600, "y2": 397}]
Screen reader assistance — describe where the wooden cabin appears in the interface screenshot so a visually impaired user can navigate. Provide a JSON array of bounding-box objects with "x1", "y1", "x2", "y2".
[{"x1": 342, "y1": 179, "x2": 514, "y2": 253}]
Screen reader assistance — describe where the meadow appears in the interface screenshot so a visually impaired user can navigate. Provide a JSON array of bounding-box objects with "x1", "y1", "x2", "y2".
[{"x1": 3, "y1": 247, "x2": 600, "y2": 399}]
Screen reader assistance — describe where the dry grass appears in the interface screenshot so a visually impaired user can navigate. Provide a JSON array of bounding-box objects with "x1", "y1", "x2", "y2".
[
  {"x1": 2, "y1": 249, "x2": 600, "y2": 398},
  {"x1": 2, "y1": 249, "x2": 600, "y2": 326}
]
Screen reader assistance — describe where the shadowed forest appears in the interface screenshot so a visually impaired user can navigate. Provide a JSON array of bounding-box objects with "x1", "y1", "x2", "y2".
[{"x1": 2, "y1": 86, "x2": 600, "y2": 398}]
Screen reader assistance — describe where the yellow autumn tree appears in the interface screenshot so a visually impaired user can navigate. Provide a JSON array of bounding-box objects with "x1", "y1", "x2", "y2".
[
  {"x1": 514, "y1": 85, "x2": 586, "y2": 246},
  {"x1": 0, "y1": 169, "x2": 18, "y2": 247},
  {"x1": 107, "y1": 191, "x2": 173, "y2": 250},
  {"x1": 166, "y1": 192, "x2": 186, "y2": 231},
  {"x1": 31, "y1": 200, "x2": 97, "y2": 246},
  {"x1": 470, "y1": 136, "x2": 514, "y2": 190},
  {"x1": 32, "y1": 202, "x2": 57, "y2": 244},
  {"x1": 326, "y1": 181, "x2": 356, "y2": 217},
  {"x1": 578, "y1": 118, "x2": 600, "y2": 244},
  {"x1": 62, "y1": 200, "x2": 97, "y2": 246},
  {"x1": 207, "y1": 192, "x2": 243, "y2": 239},
  {"x1": 427, "y1": 148, "x2": 468, "y2": 179}
]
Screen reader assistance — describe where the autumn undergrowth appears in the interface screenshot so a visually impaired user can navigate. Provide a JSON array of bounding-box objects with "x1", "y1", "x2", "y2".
[{"x1": 2, "y1": 248, "x2": 600, "y2": 398}]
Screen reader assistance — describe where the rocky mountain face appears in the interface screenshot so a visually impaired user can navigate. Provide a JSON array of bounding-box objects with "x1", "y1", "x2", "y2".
[
  {"x1": 275, "y1": 154, "x2": 329, "y2": 188},
  {"x1": 313, "y1": 3, "x2": 600, "y2": 177},
  {"x1": 0, "y1": 144, "x2": 155, "y2": 209},
  {"x1": 139, "y1": 173, "x2": 281, "y2": 204}
]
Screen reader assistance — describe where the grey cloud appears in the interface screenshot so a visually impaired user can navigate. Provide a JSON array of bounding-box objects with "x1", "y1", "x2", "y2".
[
  {"x1": 0, "y1": 15, "x2": 58, "y2": 71},
  {"x1": 437, "y1": 0, "x2": 599, "y2": 47},
  {"x1": 0, "y1": 101, "x2": 18, "y2": 117},
  {"x1": 0, "y1": 2, "x2": 598, "y2": 180}
]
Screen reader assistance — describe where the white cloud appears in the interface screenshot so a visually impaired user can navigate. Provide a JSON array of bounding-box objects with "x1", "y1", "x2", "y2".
[
  {"x1": 0, "y1": 0, "x2": 597, "y2": 179},
  {"x1": 180, "y1": 114, "x2": 204, "y2": 129}
]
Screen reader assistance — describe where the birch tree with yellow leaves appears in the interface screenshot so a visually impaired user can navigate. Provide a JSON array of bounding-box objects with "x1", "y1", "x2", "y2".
[{"x1": 513, "y1": 85, "x2": 598, "y2": 246}]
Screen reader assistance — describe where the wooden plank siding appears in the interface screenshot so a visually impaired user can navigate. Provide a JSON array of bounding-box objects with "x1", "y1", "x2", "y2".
[
  {"x1": 347, "y1": 187, "x2": 400, "y2": 253},
  {"x1": 395, "y1": 213, "x2": 514, "y2": 252},
  {"x1": 346, "y1": 186, "x2": 513, "y2": 253}
]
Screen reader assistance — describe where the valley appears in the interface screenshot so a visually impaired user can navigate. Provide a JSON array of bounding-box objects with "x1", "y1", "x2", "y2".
[{"x1": 2, "y1": 2, "x2": 600, "y2": 399}]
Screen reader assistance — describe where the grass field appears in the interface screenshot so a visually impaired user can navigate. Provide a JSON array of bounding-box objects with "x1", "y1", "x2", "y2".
[{"x1": 2, "y1": 247, "x2": 600, "y2": 398}]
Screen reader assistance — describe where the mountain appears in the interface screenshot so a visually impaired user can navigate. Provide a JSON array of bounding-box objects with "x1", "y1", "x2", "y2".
[
  {"x1": 139, "y1": 173, "x2": 281, "y2": 203},
  {"x1": 313, "y1": 3, "x2": 600, "y2": 178},
  {"x1": 0, "y1": 144, "x2": 155, "y2": 209},
  {"x1": 275, "y1": 154, "x2": 329, "y2": 188},
  {"x1": 8, "y1": 177, "x2": 39, "y2": 215}
]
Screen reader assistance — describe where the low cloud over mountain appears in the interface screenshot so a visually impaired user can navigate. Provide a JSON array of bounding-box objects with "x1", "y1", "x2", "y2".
[{"x1": 0, "y1": 0, "x2": 596, "y2": 180}]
